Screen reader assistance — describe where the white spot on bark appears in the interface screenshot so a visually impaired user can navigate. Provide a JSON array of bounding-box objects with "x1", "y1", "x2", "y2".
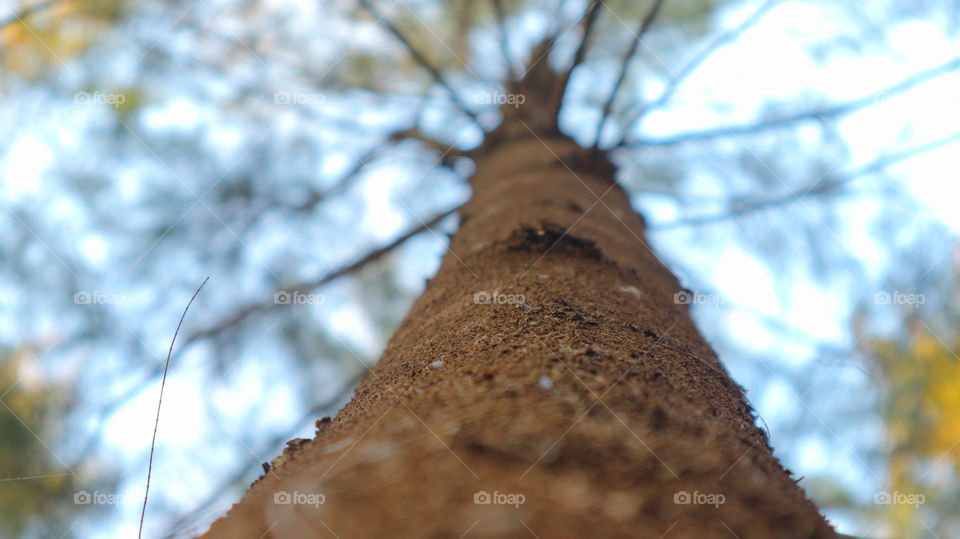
[
  {"x1": 361, "y1": 442, "x2": 396, "y2": 460},
  {"x1": 538, "y1": 376, "x2": 553, "y2": 390},
  {"x1": 616, "y1": 284, "x2": 642, "y2": 298},
  {"x1": 321, "y1": 438, "x2": 356, "y2": 455},
  {"x1": 429, "y1": 360, "x2": 444, "y2": 368}
]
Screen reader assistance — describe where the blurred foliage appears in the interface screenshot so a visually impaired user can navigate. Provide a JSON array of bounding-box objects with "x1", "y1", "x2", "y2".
[
  {"x1": 870, "y1": 328, "x2": 960, "y2": 536},
  {"x1": 0, "y1": 346, "x2": 79, "y2": 536},
  {"x1": 1, "y1": 0, "x2": 126, "y2": 80},
  {"x1": 1, "y1": 0, "x2": 959, "y2": 537}
]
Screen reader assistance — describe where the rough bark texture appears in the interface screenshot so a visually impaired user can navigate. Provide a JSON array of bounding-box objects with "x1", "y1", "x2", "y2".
[{"x1": 202, "y1": 76, "x2": 838, "y2": 538}]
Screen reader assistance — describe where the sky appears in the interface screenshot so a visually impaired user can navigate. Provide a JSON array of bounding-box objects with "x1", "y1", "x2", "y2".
[{"x1": 2, "y1": 0, "x2": 959, "y2": 536}]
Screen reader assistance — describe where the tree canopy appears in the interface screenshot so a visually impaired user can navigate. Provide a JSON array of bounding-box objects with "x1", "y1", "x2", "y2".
[{"x1": 1, "y1": 0, "x2": 958, "y2": 536}]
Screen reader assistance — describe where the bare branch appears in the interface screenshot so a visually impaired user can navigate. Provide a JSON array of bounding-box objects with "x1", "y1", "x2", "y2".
[
  {"x1": 592, "y1": 0, "x2": 668, "y2": 148},
  {"x1": 73, "y1": 206, "x2": 456, "y2": 468},
  {"x1": 618, "y1": 55, "x2": 960, "y2": 149},
  {"x1": 490, "y1": 0, "x2": 517, "y2": 81},
  {"x1": 239, "y1": 125, "x2": 464, "y2": 233},
  {"x1": 650, "y1": 131, "x2": 960, "y2": 230},
  {"x1": 178, "y1": 205, "x2": 460, "y2": 351},
  {"x1": 614, "y1": 0, "x2": 780, "y2": 147},
  {"x1": 552, "y1": 0, "x2": 604, "y2": 122},
  {"x1": 72, "y1": 167, "x2": 460, "y2": 465},
  {"x1": 357, "y1": 0, "x2": 482, "y2": 130}
]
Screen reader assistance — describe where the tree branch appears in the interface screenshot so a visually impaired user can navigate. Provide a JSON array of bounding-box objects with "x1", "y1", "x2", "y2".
[
  {"x1": 72, "y1": 205, "x2": 457, "y2": 465},
  {"x1": 239, "y1": 125, "x2": 464, "y2": 233},
  {"x1": 490, "y1": 0, "x2": 517, "y2": 81},
  {"x1": 178, "y1": 205, "x2": 460, "y2": 351},
  {"x1": 552, "y1": 0, "x2": 604, "y2": 124},
  {"x1": 649, "y1": 131, "x2": 960, "y2": 230},
  {"x1": 357, "y1": 0, "x2": 483, "y2": 130},
  {"x1": 592, "y1": 0, "x2": 668, "y2": 148},
  {"x1": 614, "y1": 0, "x2": 780, "y2": 148},
  {"x1": 617, "y1": 55, "x2": 960, "y2": 149}
]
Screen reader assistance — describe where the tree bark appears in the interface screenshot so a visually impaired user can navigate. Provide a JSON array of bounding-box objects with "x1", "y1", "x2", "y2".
[{"x1": 202, "y1": 75, "x2": 838, "y2": 538}]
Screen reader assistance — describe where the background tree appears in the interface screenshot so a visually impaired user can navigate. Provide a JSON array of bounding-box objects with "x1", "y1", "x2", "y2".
[
  {"x1": 0, "y1": 0, "x2": 958, "y2": 537},
  {"x1": 203, "y1": 25, "x2": 840, "y2": 533}
]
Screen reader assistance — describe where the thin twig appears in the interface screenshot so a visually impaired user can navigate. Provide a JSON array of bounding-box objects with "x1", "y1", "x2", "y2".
[
  {"x1": 159, "y1": 368, "x2": 367, "y2": 538},
  {"x1": 617, "y1": 55, "x2": 960, "y2": 149},
  {"x1": 650, "y1": 131, "x2": 960, "y2": 230},
  {"x1": 357, "y1": 0, "x2": 482, "y2": 129},
  {"x1": 592, "y1": 0, "x2": 667, "y2": 148},
  {"x1": 614, "y1": 0, "x2": 780, "y2": 147},
  {"x1": 74, "y1": 206, "x2": 457, "y2": 458},
  {"x1": 139, "y1": 277, "x2": 210, "y2": 539}
]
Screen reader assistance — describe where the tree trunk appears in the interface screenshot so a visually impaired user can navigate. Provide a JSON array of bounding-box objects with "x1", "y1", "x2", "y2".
[{"x1": 203, "y1": 72, "x2": 838, "y2": 538}]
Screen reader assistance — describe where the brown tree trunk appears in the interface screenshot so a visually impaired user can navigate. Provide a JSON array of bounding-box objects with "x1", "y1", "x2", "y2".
[{"x1": 203, "y1": 72, "x2": 838, "y2": 538}]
